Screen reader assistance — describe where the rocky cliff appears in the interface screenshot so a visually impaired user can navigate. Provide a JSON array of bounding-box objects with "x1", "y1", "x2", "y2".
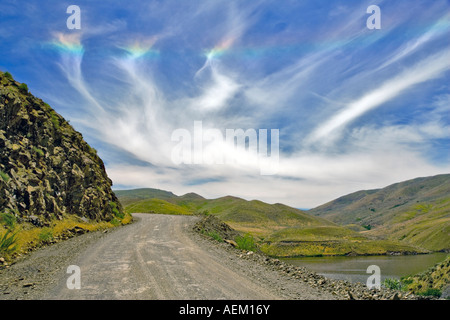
[{"x1": 0, "y1": 71, "x2": 123, "y2": 224}]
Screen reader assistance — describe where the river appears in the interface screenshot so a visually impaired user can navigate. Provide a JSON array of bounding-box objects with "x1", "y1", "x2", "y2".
[{"x1": 283, "y1": 252, "x2": 448, "y2": 284}]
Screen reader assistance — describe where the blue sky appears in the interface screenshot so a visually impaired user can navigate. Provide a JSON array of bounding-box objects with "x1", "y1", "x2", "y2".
[{"x1": 1, "y1": 0, "x2": 449, "y2": 208}]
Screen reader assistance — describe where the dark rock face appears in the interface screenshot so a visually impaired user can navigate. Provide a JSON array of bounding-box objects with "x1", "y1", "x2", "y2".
[{"x1": 0, "y1": 71, "x2": 123, "y2": 222}]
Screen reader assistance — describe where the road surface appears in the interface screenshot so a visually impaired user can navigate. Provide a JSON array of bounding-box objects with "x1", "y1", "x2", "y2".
[{"x1": 0, "y1": 213, "x2": 336, "y2": 300}]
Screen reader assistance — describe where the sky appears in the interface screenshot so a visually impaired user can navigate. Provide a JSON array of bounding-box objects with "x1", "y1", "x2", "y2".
[{"x1": 1, "y1": 0, "x2": 449, "y2": 208}]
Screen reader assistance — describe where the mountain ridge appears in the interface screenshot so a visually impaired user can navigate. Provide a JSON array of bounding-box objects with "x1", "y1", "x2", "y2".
[{"x1": 309, "y1": 173, "x2": 450, "y2": 251}]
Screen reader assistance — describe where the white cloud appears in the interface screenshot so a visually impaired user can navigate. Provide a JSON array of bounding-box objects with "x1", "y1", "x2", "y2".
[
  {"x1": 43, "y1": 1, "x2": 450, "y2": 209},
  {"x1": 305, "y1": 50, "x2": 450, "y2": 146}
]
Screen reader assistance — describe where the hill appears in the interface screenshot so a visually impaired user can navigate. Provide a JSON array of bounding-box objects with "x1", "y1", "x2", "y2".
[
  {"x1": 114, "y1": 188, "x2": 178, "y2": 206},
  {"x1": 309, "y1": 174, "x2": 450, "y2": 251},
  {"x1": 117, "y1": 188, "x2": 423, "y2": 257}
]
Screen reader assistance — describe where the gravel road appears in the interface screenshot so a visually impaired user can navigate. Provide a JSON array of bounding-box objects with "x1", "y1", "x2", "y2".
[{"x1": 0, "y1": 213, "x2": 337, "y2": 300}]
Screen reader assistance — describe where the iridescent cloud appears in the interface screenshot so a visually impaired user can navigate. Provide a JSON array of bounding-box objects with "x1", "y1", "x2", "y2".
[
  {"x1": 120, "y1": 36, "x2": 159, "y2": 59},
  {"x1": 48, "y1": 32, "x2": 84, "y2": 56}
]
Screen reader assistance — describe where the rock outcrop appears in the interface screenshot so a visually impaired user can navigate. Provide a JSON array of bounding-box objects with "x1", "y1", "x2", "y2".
[{"x1": 0, "y1": 71, "x2": 123, "y2": 222}]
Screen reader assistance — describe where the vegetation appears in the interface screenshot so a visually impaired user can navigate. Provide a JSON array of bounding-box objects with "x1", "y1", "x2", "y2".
[
  {"x1": 0, "y1": 212, "x2": 16, "y2": 229},
  {"x1": 18, "y1": 83, "x2": 28, "y2": 94},
  {"x1": 0, "y1": 229, "x2": 18, "y2": 256},
  {"x1": 124, "y1": 198, "x2": 192, "y2": 216},
  {"x1": 38, "y1": 227, "x2": 54, "y2": 243},
  {"x1": 399, "y1": 255, "x2": 449, "y2": 298},
  {"x1": 32, "y1": 146, "x2": 45, "y2": 157},
  {"x1": 235, "y1": 233, "x2": 257, "y2": 251},
  {"x1": 0, "y1": 213, "x2": 132, "y2": 262},
  {"x1": 110, "y1": 201, "x2": 124, "y2": 219},
  {"x1": 114, "y1": 188, "x2": 177, "y2": 207},
  {"x1": 0, "y1": 170, "x2": 9, "y2": 182},
  {"x1": 379, "y1": 255, "x2": 449, "y2": 298},
  {"x1": 3, "y1": 72, "x2": 13, "y2": 80},
  {"x1": 49, "y1": 110, "x2": 61, "y2": 130},
  {"x1": 382, "y1": 278, "x2": 403, "y2": 291},
  {"x1": 309, "y1": 174, "x2": 450, "y2": 252},
  {"x1": 116, "y1": 187, "x2": 426, "y2": 257},
  {"x1": 205, "y1": 230, "x2": 223, "y2": 242}
]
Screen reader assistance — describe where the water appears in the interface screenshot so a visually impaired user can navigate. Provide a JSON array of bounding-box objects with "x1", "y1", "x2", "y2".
[{"x1": 283, "y1": 252, "x2": 448, "y2": 284}]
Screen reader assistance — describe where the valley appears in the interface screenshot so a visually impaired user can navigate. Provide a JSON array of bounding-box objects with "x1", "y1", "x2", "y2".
[{"x1": 115, "y1": 175, "x2": 450, "y2": 258}]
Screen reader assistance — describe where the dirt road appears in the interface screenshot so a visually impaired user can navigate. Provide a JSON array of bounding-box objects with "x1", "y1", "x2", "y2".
[{"x1": 0, "y1": 213, "x2": 336, "y2": 300}]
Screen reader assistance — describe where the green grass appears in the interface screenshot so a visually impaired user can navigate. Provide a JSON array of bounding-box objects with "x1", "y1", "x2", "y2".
[
  {"x1": 206, "y1": 230, "x2": 223, "y2": 242},
  {"x1": 32, "y1": 146, "x2": 45, "y2": 157},
  {"x1": 38, "y1": 227, "x2": 54, "y2": 243},
  {"x1": 115, "y1": 188, "x2": 177, "y2": 207},
  {"x1": 235, "y1": 233, "x2": 257, "y2": 251},
  {"x1": 383, "y1": 278, "x2": 403, "y2": 290},
  {"x1": 417, "y1": 288, "x2": 442, "y2": 298},
  {"x1": 0, "y1": 212, "x2": 16, "y2": 229},
  {"x1": 109, "y1": 201, "x2": 124, "y2": 219},
  {"x1": 125, "y1": 198, "x2": 193, "y2": 215},
  {"x1": 0, "y1": 229, "x2": 18, "y2": 255},
  {"x1": 0, "y1": 213, "x2": 133, "y2": 262},
  {"x1": 50, "y1": 111, "x2": 60, "y2": 130},
  {"x1": 0, "y1": 170, "x2": 9, "y2": 182},
  {"x1": 399, "y1": 255, "x2": 449, "y2": 297},
  {"x1": 260, "y1": 238, "x2": 422, "y2": 257},
  {"x1": 266, "y1": 226, "x2": 365, "y2": 243}
]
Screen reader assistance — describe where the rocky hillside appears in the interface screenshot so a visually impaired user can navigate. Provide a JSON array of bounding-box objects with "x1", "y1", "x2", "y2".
[{"x1": 0, "y1": 71, "x2": 123, "y2": 224}]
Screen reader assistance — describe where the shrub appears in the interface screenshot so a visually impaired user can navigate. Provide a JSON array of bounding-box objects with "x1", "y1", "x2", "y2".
[
  {"x1": 235, "y1": 233, "x2": 257, "y2": 251},
  {"x1": 4, "y1": 72, "x2": 13, "y2": 80},
  {"x1": 197, "y1": 210, "x2": 210, "y2": 216},
  {"x1": 109, "y1": 217, "x2": 121, "y2": 226},
  {"x1": 0, "y1": 212, "x2": 16, "y2": 229},
  {"x1": 207, "y1": 230, "x2": 223, "y2": 242},
  {"x1": 382, "y1": 278, "x2": 403, "y2": 290},
  {"x1": 0, "y1": 230, "x2": 18, "y2": 255},
  {"x1": 110, "y1": 201, "x2": 124, "y2": 219},
  {"x1": 18, "y1": 83, "x2": 28, "y2": 93},
  {"x1": 417, "y1": 288, "x2": 441, "y2": 298}
]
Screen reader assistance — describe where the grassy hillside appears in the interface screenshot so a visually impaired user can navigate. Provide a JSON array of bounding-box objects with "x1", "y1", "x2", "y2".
[
  {"x1": 399, "y1": 255, "x2": 450, "y2": 297},
  {"x1": 117, "y1": 188, "x2": 423, "y2": 257},
  {"x1": 114, "y1": 188, "x2": 177, "y2": 206},
  {"x1": 309, "y1": 174, "x2": 450, "y2": 251},
  {"x1": 124, "y1": 198, "x2": 192, "y2": 216}
]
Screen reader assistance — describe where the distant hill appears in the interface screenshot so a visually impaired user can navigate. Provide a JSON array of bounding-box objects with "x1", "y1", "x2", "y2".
[
  {"x1": 309, "y1": 174, "x2": 450, "y2": 251},
  {"x1": 116, "y1": 187, "x2": 424, "y2": 257},
  {"x1": 114, "y1": 188, "x2": 178, "y2": 206}
]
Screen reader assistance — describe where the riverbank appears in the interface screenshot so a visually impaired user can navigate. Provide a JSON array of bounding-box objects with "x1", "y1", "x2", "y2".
[{"x1": 193, "y1": 214, "x2": 438, "y2": 300}]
